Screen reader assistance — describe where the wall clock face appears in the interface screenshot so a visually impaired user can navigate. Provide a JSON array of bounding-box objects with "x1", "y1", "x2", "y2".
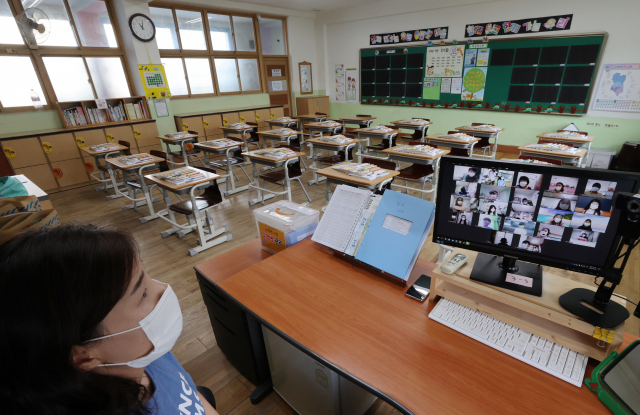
[{"x1": 129, "y1": 13, "x2": 156, "y2": 42}]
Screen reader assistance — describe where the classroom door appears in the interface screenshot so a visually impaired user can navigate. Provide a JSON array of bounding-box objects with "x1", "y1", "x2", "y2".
[{"x1": 262, "y1": 57, "x2": 293, "y2": 117}]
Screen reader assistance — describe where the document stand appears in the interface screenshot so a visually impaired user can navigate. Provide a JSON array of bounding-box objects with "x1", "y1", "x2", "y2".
[
  {"x1": 430, "y1": 249, "x2": 626, "y2": 361},
  {"x1": 333, "y1": 251, "x2": 408, "y2": 286}
]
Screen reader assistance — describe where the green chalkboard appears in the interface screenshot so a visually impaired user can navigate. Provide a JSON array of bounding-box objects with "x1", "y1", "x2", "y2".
[{"x1": 359, "y1": 33, "x2": 606, "y2": 115}]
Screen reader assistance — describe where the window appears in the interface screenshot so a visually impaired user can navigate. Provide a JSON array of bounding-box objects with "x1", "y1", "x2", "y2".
[
  {"x1": 150, "y1": 4, "x2": 287, "y2": 98},
  {"x1": 0, "y1": 0, "x2": 133, "y2": 112}
]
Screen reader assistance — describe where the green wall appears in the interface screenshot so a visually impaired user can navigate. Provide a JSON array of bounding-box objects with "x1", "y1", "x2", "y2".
[
  {"x1": 329, "y1": 103, "x2": 640, "y2": 153},
  {"x1": 0, "y1": 110, "x2": 64, "y2": 135}
]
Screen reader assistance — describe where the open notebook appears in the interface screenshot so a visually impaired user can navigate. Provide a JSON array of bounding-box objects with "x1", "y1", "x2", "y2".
[{"x1": 312, "y1": 185, "x2": 435, "y2": 281}]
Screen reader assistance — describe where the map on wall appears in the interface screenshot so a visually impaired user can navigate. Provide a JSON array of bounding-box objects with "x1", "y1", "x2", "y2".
[
  {"x1": 592, "y1": 63, "x2": 640, "y2": 113},
  {"x1": 425, "y1": 45, "x2": 465, "y2": 77}
]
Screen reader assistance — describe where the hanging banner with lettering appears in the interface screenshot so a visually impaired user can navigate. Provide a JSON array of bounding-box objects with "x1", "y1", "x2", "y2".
[
  {"x1": 370, "y1": 27, "x2": 448, "y2": 45},
  {"x1": 464, "y1": 14, "x2": 573, "y2": 38}
]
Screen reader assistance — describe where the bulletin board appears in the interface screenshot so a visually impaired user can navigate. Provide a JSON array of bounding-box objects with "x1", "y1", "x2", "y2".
[{"x1": 359, "y1": 33, "x2": 607, "y2": 115}]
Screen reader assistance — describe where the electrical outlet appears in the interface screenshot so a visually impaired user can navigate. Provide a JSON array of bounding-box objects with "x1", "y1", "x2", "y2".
[{"x1": 605, "y1": 123, "x2": 619, "y2": 129}]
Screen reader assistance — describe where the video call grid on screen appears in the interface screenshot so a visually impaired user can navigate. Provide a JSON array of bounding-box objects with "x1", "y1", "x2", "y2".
[{"x1": 436, "y1": 159, "x2": 639, "y2": 274}]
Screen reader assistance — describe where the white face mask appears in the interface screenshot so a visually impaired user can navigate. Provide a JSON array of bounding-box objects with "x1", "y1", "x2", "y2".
[
  {"x1": 520, "y1": 182, "x2": 527, "y2": 187},
  {"x1": 554, "y1": 218, "x2": 561, "y2": 223},
  {"x1": 590, "y1": 203, "x2": 599, "y2": 209},
  {"x1": 591, "y1": 187, "x2": 599, "y2": 192},
  {"x1": 555, "y1": 186, "x2": 562, "y2": 191},
  {"x1": 457, "y1": 201, "x2": 462, "y2": 205},
  {"x1": 87, "y1": 283, "x2": 183, "y2": 368}
]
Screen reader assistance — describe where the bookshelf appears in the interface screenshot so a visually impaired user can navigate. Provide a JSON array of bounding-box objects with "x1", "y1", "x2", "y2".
[{"x1": 56, "y1": 96, "x2": 151, "y2": 129}]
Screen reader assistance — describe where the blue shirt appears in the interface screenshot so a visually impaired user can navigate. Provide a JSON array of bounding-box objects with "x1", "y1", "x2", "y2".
[{"x1": 143, "y1": 352, "x2": 205, "y2": 415}]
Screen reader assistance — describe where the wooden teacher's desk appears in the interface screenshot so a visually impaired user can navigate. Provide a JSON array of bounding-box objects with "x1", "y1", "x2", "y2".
[{"x1": 195, "y1": 238, "x2": 638, "y2": 415}]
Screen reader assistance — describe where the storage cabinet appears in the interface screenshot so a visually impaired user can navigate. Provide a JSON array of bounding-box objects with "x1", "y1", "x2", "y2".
[
  {"x1": 14, "y1": 164, "x2": 58, "y2": 191},
  {"x1": 270, "y1": 107, "x2": 284, "y2": 119},
  {"x1": 255, "y1": 109, "x2": 270, "y2": 127},
  {"x1": 132, "y1": 122, "x2": 159, "y2": 148},
  {"x1": 238, "y1": 110, "x2": 255, "y2": 124},
  {"x1": 105, "y1": 126, "x2": 136, "y2": 150},
  {"x1": 74, "y1": 129, "x2": 107, "y2": 149},
  {"x1": 222, "y1": 112, "x2": 240, "y2": 126},
  {"x1": 1, "y1": 137, "x2": 48, "y2": 169},
  {"x1": 295, "y1": 96, "x2": 330, "y2": 117},
  {"x1": 50, "y1": 158, "x2": 89, "y2": 188},
  {"x1": 42, "y1": 133, "x2": 81, "y2": 163},
  {"x1": 202, "y1": 114, "x2": 224, "y2": 137},
  {"x1": 176, "y1": 116, "x2": 204, "y2": 135}
]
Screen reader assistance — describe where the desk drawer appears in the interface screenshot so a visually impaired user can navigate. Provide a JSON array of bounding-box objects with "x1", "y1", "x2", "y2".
[{"x1": 200, "y1": 280, "x2": 245, "y2": 331}]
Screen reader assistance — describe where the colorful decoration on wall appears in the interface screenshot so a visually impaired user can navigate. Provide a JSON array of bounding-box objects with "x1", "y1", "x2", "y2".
[
  {"x1": 464, "y1": 14, "x2": 573, "y2": 38},
  {"x1": 370, "y1": 26, "x2": 448, "y2": 45}
]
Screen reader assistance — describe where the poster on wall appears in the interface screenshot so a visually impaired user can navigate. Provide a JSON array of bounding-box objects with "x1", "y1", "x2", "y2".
[
  {"x1": 138, "y1": 64, "x2": 171, "y2": 99},
  {"x1": 346, "y1": 68, "x2": 359, "y2": 103},
  {"x1": 476, "y1": 49, "x2": 490, "y2": 66},
  {"x1": 461, "y1": 67, "x2": 487, "y2": 101},
  {"x1": 335, "y1": 64, "x2": 345, "y2": 102},
  {"x1": 422, "y1": 77, "x2": 441, "y2": 100},
  {"x1": 370, "y1": 26, "x2": 448, "y2": 45},
  {"x1": 464, "y1": 14, "x2": 573, "y2": 38},
  {"x1": 425, "y1": 45, "x2": 465, "y2": 77},
  {"x1": 592, "y1": 63, "x2": 640, "y2": 113}
]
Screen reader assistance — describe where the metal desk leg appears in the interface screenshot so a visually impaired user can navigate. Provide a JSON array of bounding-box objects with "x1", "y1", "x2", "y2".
[
  {"x1": 248, "y1": 161, "x2": 276, "y2": 206},
  {"x1": 491, "y1": 132, "x2": 499, "y2": 159},
  {"x1": 325, "y1": 179, "x2": 332, "y2": 202},
  {"x1": 432, "y1": 158, "x2": 440, "y2": 204},
  {"x1": 159, "y1": 188, "x2": 186, "y2": 238},
  {"x1": 308, "y1": 145, "x2": 326, "y2": 186}
]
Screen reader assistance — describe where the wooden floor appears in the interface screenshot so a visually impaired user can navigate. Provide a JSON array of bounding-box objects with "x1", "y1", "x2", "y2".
[{"x1": 48, "y1": 147, "x2": 639, "y2": 415}]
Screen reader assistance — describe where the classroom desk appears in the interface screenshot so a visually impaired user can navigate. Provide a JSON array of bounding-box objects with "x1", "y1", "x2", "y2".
[
  {"x1": 381, "y1": 145, "x2": 450, "y2": 202},
  {"x1": 145, "y1": 167, "x2": 231, "y2": 255},
  {"x1": 193, "y1": 140, "x2": 248, "y2": 197},
  {"x1": 537, "y1": 133, "x2": 594, "y2": 167},
  {"x1": 455, "y1": 125, "x2": 504, "y2": 159},
  {"x1": 242, "y1": 150, "x2": 307, "y2": 206},
  {"x1": 259, "y1": 129, "x2": 302, "y2": 148},
  {"x1": 267, "y1": 118, "x2": 298, "y2": 130},
  {"x1": 352, "y1": 127, "x2": 402, "y2": 162},
  {"x1": 159, "y1": 133, "x2": 199, "y2": 168},
  {"x1": 195, "y1": 238, "x2": 639, "y2": 415},
  {"x1": 426, "y1": 133, "x2": 481, "y2": 156},
  {"x1": 305, "y1": 137, "x2": 361, "y2": 186},
  {"x1": 296, "y1": 114, "x2": 328, "y2": 139},
  {"x1": 80, "y1": 144, "x2": 128, "y2": 198},
  {"x1": 106, "y1": 154, "x2": 163, "y2": 218},
  {"x1": 306, "y1": 122, "x2": 344, "y2": 140},
  {"x1": 340, "y1": 116, "x2": 376, "y2": 129},
  {"x1": 519, "y1": 144, "x2": 588, "y2": 166},
  {"x1": 390, "y1": 120, "x2": 432, "y2": 142},
  {"x1": 315, "y1": 163, "x2": 399, "y2": 203},
  {"x1": 221, "y1": 124, "x2": 257, "y2": 155}
]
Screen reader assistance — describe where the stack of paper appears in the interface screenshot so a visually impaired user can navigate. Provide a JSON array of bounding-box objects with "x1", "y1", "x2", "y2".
[
  {"x1": 464, "y1": 124, "x2": 502, "y2": 131},
  {"x1": 525, "y1": 143, "x2": 579, "y2": 153},
  {"x1": 257, "y1": 148, "x2": 297, "y2": 159},
  {"x1": 332, "y1": 163, "x2": 388, "y2": 180},
  {"x1": 396, "y1": 145, "x2": 443, "y2": 156},
  {"x1": 315, "y1": 121, "x2": 342, "y2": 127},
  {"x1": 90, "y1": 143, "x2": 120, "y2": 152},
  {"x1": 200, "y1": 138, "x2": 238, "y2": 148},
  {"x1": 544, "y1": 132, "x2": 587, "y2": 139},
  {"x1": 228, "y1": 123, "x2": 252, "y2": 129},
  {"x1": 118, "y1": 154, "x2": 154, "y2": 165},
  {"x1": 272, "y1": 117, "x2": 296, "y2": 122},
  {"x1": 397, "y1": 119, "x2": 429, "y2": 125},
  {"x1": 317, "y1": 135, "x2": 352, "y2": 144},
  {"x1": 165, "y1": 132, "x2": 193, "y2": 139},
  {"x1": 264, "y1": 128, "x2": 298, "y2": 135},
  {"x1": 436, "y1": 133, "x2": 475, "y2": 141},
  {"x1": 157, "y1": 168, "x2": 206, "y2": 185},
  {"x1": 364, "y1": 125, "x2": 394, "y2": 132}
]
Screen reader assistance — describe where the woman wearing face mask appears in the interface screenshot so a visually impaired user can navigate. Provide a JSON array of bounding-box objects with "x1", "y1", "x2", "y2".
[
  {"x1": 578, "y1": 219, "x2": 593, "y2": 231},
  {"x1": 584, "y1": 182, "x2": 604, "y2": 198},
  {"x1": 0, "y1": 224, "x2": 219, "y2": 415},
  {"x1": 584, "y1": 199, "x2": 602, "y2": 216},
  {"x1": 538, "y1": 227, "x2": 551, "y2": 239},
  {"x1": 556, "y1": 198, "x2": 573, "y2": 211},
  {"x1": 546, "y1": 213, "x2": 566, "y2": 226},
  {"x1": 487, "y1": 205, "x2": 497, "y2": 215},
  {"x1": 553, "y1": 182, "x2": 565, "y2": 193},
  {"x1": 454, "y1": 197, "x2": 465, "y2": 210},
  {"x1": 513, "y1": 222, "x2": 528, "y2": 236},
  {"x1": 517, "y1": 176, "x2": 531, "y2": 189},
  {"x1": 462, "y1": 167, "x2": 479, "y2": 183},
  {"x1": 458, "y1": 214, "x2": 468, "y2": 225}
]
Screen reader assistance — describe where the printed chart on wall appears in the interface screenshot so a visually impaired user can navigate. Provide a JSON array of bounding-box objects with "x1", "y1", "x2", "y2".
[
  {"x1": 335, "y1": 64, "x2": 345, "y2": 102},
  {"x1": 346, "y1": 68, "x2": 358, "y2": 103},
  {"x1": 592, "y1": 63, "x2": 640, "y2": 113},
  {"x1": 138, "y1": 64, "x2": 171, "y2": 99},
  {"x1": 425, "y1": 45, "x2": 465, "y2": 77}
]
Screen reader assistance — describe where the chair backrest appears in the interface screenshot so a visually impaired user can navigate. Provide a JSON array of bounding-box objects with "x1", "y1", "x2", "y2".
[
  {"x1": 538, "y1": 138, "x2": 573, "y2": 147},
  {"x1": 556, "y1": 129, "x2": 588, "y2": 136},
  {"x1": 356, "y1": 114, "x2": 372, "y2": 118},
  {"x1": 274, "y1": 144, "x2": 302, "y2": 177},
  {"x1": 472, "y1": 123, "x2": 494, "y2": 127},
  {"x1": 194, "y1": 166, "x2": 223, "y2": 205},
  {"x1": 362, "y1": 157, "x2": 396, "y2": 171},
  {"x1": 118, "y1": 140, "x2": 132, "y2": 156},
  {"x1": 518, "y1": 155, "x2": 562, "y2": 165},
  {"x1": 149, "y1": 150, "x2": 170, "y2": 172}
]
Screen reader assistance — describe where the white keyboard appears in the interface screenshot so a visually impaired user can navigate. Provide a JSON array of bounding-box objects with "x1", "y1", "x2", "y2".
[{"x1": 429, "y1": 298, "x2": 588, "y2": 387}]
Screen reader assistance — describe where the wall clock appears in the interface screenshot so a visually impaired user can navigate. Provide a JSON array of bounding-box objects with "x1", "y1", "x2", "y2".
[{"x1": 129, "y1": 13, "x2": 156, "y2": 42}]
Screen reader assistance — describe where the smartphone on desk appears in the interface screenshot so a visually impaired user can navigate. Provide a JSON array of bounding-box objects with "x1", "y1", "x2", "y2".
[{"x1": 405, "y1": 275, "x2": 431, "y2": 302}]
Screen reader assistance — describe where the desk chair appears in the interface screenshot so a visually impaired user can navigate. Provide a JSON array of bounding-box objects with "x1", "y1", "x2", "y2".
[
  {"x1": 245, "y1": 122, "x2": 262, "y2": 150},
  {"x1": 168, "y1": 134, "x2": 205, "y2": 167},
  {"x1": 399, "y1": 118, "x2": 431, "y2": 144},
  {"x1": 366, "y1": 125, "x2": 398, "y2": 156},
  {"x1": 445, "y1": 131, "x2": 474, "y2": 157},
  {"x1": 536, "y1": 139, "x2": 579, "y2": 166},
  {"x1": 316, "y1": 133, "x2": 357, "y2": 167},
  {"x1": 362, "y1": 157, "x2": 396, "y2": 194},
  {"x1": 518, "y1": 155, "x2": 563, "y2": 165},
  {"x1": 258, "y1": 144, "x2": 311, "y2": 204},
  {"x1": 207, "y1": 138, "x2": 252, "y2": 183},
  {"x1": 394, "y1": 141, "x2": 436, "y2": 199},
  {"x1": 468, "y1": 122, "x2": 494, "y2": 157}
]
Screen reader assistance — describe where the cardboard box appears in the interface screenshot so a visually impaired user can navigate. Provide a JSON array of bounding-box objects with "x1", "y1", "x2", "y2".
[
  {"x1": 0, "y1": 195, "x2": 42, "y2": 217},
  {"x1": 0, "y1": 209, "x2": 59, "y2": 245}
]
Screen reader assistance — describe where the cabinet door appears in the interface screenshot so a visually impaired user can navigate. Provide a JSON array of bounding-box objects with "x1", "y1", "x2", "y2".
[
  {"x1": 317, "y1": 97, "x2": 330, "y2": 115},
  {"x1": 14, "y1": 164, "x2": 58, "y2": 191},
  {"x1": 105, "y1": 126, "x2": 136, "y2": 150},
  {"x1": 138, "y1": 144, "x2": 163, "y2": 155},
  {"x1": 178, "y1": 116, "x2": 203, "y2": 135},
  {"x1": 295, "y1": 97, "x2": 308, "y2": 115},
  {"x1": 1, "y1": 137, "x2": 48, "y2": 169},
  {"x1": 132, "y1": 122, "x2": 160, "y2": 148},
  {"x1": 222, "y1": 112, "x2": 240, "y2": 125},
  {"x1": 270, "y1": 107, "x2": 284, "y2": 119},
  {"x1": 238, "y1": 110, "x2": 255, "y2": 124},
  {"x1": 42, "y1": 133, "x2": 81, "y2": 163},
  {"x1": 255, "y1": 109, "x2": 270, "y2": 126},
  {"x1": 74, "y1": 129, "x2": 107, "y2": 150},
  {"x1": 82, "y1": 155, "x2": 99, "y2": 181},
  {"x1": 203, "y1": 114, "x2": 224, "y2": 136},
  {"x1": 51, "y1": 159, "x2": 90, "y2": 188}
]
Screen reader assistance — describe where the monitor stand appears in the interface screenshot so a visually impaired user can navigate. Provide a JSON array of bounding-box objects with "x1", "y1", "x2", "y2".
[{"x1": 469, "y1": 253, "x2": 543, "y2": 297}]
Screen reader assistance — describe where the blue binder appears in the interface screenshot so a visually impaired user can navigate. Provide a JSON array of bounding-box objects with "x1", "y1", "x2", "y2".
[{"x1": 355, "y1": 190, "x2": 435, "y2": 281}]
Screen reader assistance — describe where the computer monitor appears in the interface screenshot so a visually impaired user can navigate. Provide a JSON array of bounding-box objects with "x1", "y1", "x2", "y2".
[{"x1": 433, "y1": 156, "x2": 640, "y2": 296}]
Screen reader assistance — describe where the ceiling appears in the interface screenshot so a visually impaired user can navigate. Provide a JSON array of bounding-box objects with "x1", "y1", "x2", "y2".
[{"x1": 226, "y1": 0, "x2": 374, "y2": 12}]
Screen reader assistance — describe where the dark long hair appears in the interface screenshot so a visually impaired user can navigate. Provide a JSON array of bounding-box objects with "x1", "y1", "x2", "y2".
[{"x1": 0, "y1": 224, "x2": 149, "y2": 415}]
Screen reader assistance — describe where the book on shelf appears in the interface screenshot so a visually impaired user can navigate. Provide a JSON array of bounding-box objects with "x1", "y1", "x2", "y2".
[
  {"x1": 107, "y1": 103, "x2": 127, "y2": 122},
  {"x1": 199, "y1": 138, "x2": 238, "y2": 148},
  {"x1": 133, "y1": 103, "x2": 143, "y2": 119},
  {"x1": 255, "y1": 148, "x2": 297, "y2": 159},
  {"x1": 157, "y1": 168, "x2": 206, "y2": 185},
  {"x1": 332, "y1": 163, "x2": 388, "y2": 180},
  {"x1": 525, "y1": 143, "x2": 579, "y2": 153},
  {"x1": 164, "y1": 132, "x2": 194, "y2": 139},
  {"x1": 436, "y1": 133, "x2": 475, "y2": 141},
  {"x1": 311, "y1": 186, "x2": 435, "y2": 281},
  {"x1": 89, "y1": 143, "x2": 121, "y2": 152},
  {"x1": 62, "y1": 106, "x2": 88, "y2": 127},
  {"x1": 118, "y1": 154, "x2": 154, "y2": 166},
  {"x1": 317, "y1": 134, "x2": 352, "y2": 144},
  {"x1": 396, "y1": 145, "x2": 443, "y2": 156},
  {"x1": 125, "y1": 103, "x2": 137, "y2": 120}
]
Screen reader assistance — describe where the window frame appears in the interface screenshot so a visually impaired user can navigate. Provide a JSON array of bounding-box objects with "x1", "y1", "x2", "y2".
[
  {"x1": 149, "y1": 1, "x2": 288, "y2": 99},
  {"x1": 0, "y1": 0, "x2": 135, "y2": 114}
]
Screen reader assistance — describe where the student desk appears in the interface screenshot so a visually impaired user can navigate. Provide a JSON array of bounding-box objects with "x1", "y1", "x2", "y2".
[
  {"x1": 381, "y1": 145, "x2": 450, "y2": 202},
  {"x1": 80, "y1": 144, "x2": 128, "y2": 199},
  {"x1": 455, "y1": 125, "x2": 504, "y2": 159},
  {"x1": 339, "y1": 116, "x2": 376, "y2": 129},
  {"x1": 195, "y1": 238, "x2": 638, "y2": 415},
  {"x1": 390, "y1": 120, "x2": 432, "y2": 142},
  {"x1": 305, "y1": 137, "x2": 361, "y2": 186},
  {"x1": 426, "y1": 133, "x2": 481, "y2": 156},
  {"x1": 296, "y1": 113, "x2": 327, "y2": 133},
  {"x1": 242, "y1": 150, "x2": 306, "y2": 206},
  {"x1": 267, "y1": 118, "x2": 298, "y2": 130},
  {"x1": 315, "y1": 163, "x2": 399, "y2": 203},
  {"x1": 306, "y1": 122, "x2": 344, "y2": 140},
  {"x1": 536, "y1": 133, "x2": 594, "y2": 167},
  {"x1": 259, "y1": 129, "x2": 302, "y2": 148},
  {"x1": 352, "y1": 127, "x2": 402, "y2": 162},
  {"x1": 106, "y1": 154, "x2": 163, "y2": 218},
  {"x1": 518, "y1": 144, "x2": 588, "y2": 167},
  {"x1": 144, "y1": 167, "x2": 231, "y2": 255},
  {"x1": 193, "y1": 140, "x2": 248, "y2": 197},
  {"x1": 159, "y1": 133, "x2": 199, "y2": 168}
]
